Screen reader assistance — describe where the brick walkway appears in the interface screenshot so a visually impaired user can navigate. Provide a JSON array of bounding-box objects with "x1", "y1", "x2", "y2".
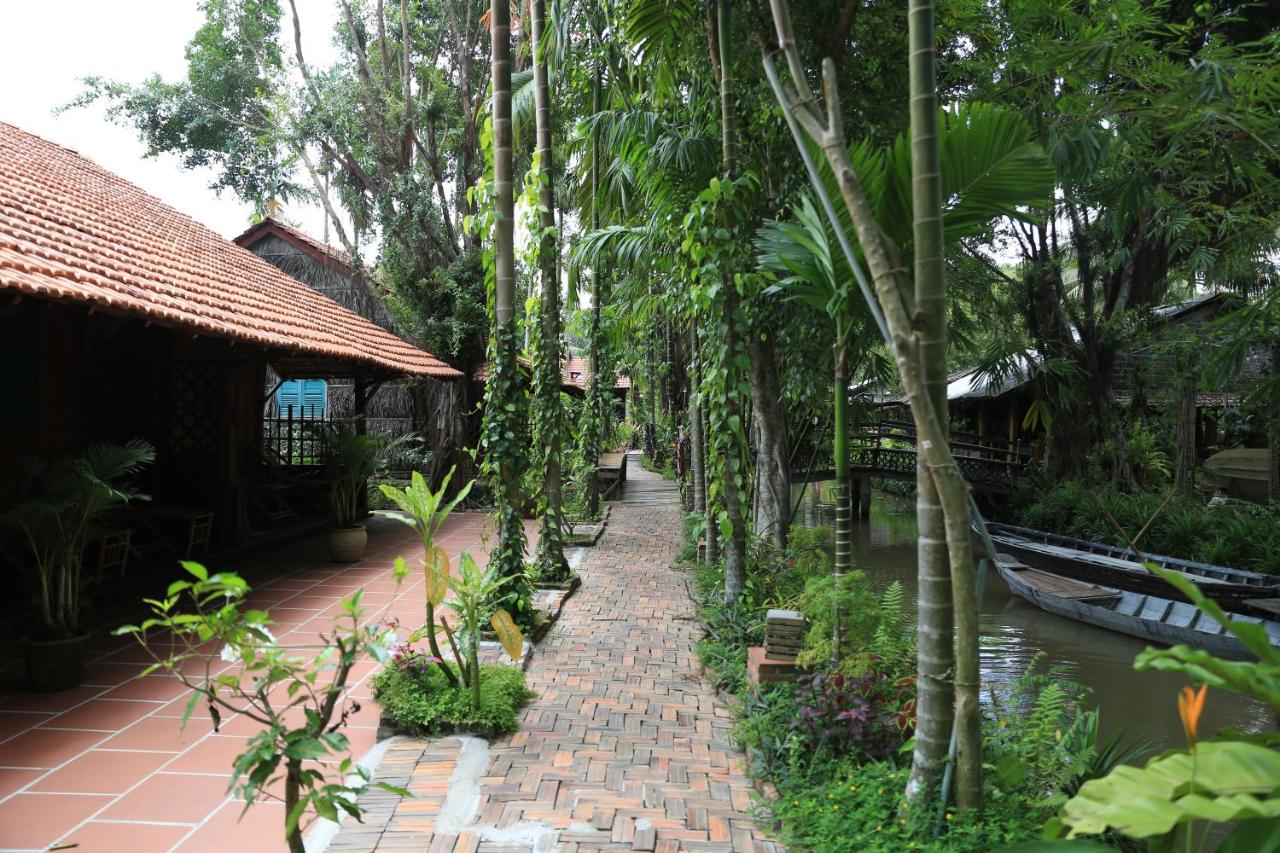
[{"x1": 338, "y1": 456, "x2": 780, "y2": 852}]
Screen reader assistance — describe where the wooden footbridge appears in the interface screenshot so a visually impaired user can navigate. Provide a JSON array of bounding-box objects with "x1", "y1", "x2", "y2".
[{"x1": 795, "y1": 419, "x2": 1033, "y2": 494}]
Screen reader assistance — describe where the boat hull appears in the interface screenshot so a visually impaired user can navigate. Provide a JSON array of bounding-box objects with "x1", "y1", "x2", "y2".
[
  {"x1": 995, "y1": 559, "x2": 1279, "y2": 661},
  {"x1": 985, "y1": 523, "x2": 1279, "y2": 609}
]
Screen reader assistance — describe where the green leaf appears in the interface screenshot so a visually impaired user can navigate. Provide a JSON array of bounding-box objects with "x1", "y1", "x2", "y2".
[
  {"x1": 284, "y1": 736, "x2": 329, "y2": 760},
  {"x1": 1060, "y1": 740, "x2": 1280, "y2": 839},
  {"x1": 374, "y1": 781, "x2": 413, "y2": 798},
  {"x1": 179, "y1": 689, "x2": 201, "y2": 730},
  {"x1": 997, "y1": 843, "x2": 1115, "y2": 852},
  {"x1": 181, "y1": 561, "x2": 209, "y2": 581},
  {"x1": 285, "y1": 795, "x2": 309, "y2": 834}
]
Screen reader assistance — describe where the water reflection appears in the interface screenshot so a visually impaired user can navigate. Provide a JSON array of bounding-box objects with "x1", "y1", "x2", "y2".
[{"x1": 796, "y1": 483, "x2": 1273, "y2": 749}]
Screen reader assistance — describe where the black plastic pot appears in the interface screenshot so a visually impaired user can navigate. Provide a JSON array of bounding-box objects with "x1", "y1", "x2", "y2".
[{"x1": 21, "y1": 632, "x2": 92, "y2": 692}]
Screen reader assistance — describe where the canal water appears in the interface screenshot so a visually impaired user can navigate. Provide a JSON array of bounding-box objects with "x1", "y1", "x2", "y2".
[{"x1": 794, "y1": 483, "x2": 1273, "y2": 750}]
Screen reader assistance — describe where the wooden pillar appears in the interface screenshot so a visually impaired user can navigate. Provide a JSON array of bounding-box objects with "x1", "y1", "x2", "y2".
[
  {"x1": 354, "y1": 376, "x2": 369, "y2": 518},
  {"x1": 855, "y1": 474, "x2": 872, "y2": 519}
]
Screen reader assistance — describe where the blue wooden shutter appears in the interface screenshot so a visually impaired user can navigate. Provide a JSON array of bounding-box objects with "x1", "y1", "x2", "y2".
[
  {"x1": 277, "y1": 379, "x2": 327, "y2": 418},
  {"x1": 301, "y1": 379, "x2": 327, "y2": 418}
]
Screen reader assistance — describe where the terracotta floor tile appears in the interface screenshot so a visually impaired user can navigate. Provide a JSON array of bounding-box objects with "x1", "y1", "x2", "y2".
[
  {"x1": 30, "y1": 748, "x2": 173, "y2": 794},
  {"x1": 52, "y1": 819, "x2": 192, "y2": 852},
  {"x1": 100, "y1": 771, "x2": 231, "y2": 824},
  {"x1": 2, "y1": 726, "x2": 106, "y2": 768},
  {"x1": 0, "y1": 710, "x2": 55, "y2": 743},
  {"x1": 101, "y1": 675, "x2": 190, "y2": 702},
  {"x1": 100, "y1": 713, "x2": 216, "y2": 752},
  {"x1": 173, "y1": 799, "x2": 290, "y2": 853},
  {"x1": 0, "y1": 684, "x2": 103, "y2": 713},
  {"x1": 153, "y1": 693, "x2": 207, "y2": 718},
  {"x1": 0, "y1": 792, "x2": 111, "y2": 850},
  {"x1": 164, "y1": 734, "x2": 253, "y2": 774},
  {"x1": 41, "y1": 699, "x2": 160, "y2": 732},
  {"x1": 0, "y1": 766, "x2": 43, "y2": 797},
  {"x1": 81, "y1": 660, "x2": 150, "y2": 687}
]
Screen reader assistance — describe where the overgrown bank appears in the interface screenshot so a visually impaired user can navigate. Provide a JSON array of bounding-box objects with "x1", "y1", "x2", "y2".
[
  {"x1": 1012, "y1": 480, "x2": 1280, "y2": 573},
  {"x1": 683, "y1": 522, "x2": 1119, "y2": 851}
]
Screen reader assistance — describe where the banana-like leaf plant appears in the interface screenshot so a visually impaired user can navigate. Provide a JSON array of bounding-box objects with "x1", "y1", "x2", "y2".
[{"x1": 380, "y1": 468, "x2": 473, "y2": 687}]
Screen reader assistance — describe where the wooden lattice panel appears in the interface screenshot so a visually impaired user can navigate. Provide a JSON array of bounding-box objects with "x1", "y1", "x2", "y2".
[{"x1": 170, "y1": 361, "x2": 218, "y2": 454}]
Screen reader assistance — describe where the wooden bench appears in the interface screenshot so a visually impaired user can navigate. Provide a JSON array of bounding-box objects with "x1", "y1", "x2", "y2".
[{"x1": 597, "y1": 452, "x2": 628, "y2": 500}]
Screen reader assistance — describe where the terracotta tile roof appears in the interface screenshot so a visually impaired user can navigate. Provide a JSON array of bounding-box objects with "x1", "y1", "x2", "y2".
[
  {"x1": 0, "y1": 122, "x2": 461, "y2": 378},
  {"x1": 234, "y1": 217, "x2": 354, "y2": 272},
  {"x1": 563, "y1": 354, "x2": 630, "y2": 391}
]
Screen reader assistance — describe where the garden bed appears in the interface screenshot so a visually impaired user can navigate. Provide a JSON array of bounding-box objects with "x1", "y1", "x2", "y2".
[{"x1": 373, "y1": 662, "x2": 536, "y2": 740}]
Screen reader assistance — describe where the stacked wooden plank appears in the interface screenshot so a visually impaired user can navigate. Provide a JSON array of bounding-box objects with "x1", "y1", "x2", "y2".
[{"x1": 764, "y1": 609, "x2": 805, "y2": 661}]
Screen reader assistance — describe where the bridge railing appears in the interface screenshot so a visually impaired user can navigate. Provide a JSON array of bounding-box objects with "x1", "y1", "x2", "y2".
[{"x1": 849, "y1": 420, "x2": 1031, "y2": 488}]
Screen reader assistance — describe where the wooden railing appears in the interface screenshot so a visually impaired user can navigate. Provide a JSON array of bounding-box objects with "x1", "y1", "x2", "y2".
[{"x1": 849, "y1": 419, "x2": 1031, "y2": 488}]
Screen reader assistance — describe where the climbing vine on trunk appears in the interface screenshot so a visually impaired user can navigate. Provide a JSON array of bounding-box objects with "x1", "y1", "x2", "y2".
[{"x1": 680, "y1": 174, "x2": 760, "y2": 601}]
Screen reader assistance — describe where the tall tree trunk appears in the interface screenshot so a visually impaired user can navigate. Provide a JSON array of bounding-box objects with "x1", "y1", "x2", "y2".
[
  {"x1": 487, "y1": 0, "x2": 530, "y2": 593},
  {"x1": 832, "y1": 339, "x2": 851, "y2": 661},
  {"x1": 647, "y1": 322, "x2": 658, "y2": 459},
  {"x1": 584, "y1": 64, "x2": 603, "y2": 518},
  {"x1": 529, "y1": 0, "x2": 567, "y2": 578},
  {"x1": 690, "y1": 324, "x2": 708, "y2": 559},
  {"x1": 1270, "y1": 342, "x2": 1280, "y2": 503},
  {"x1": 703, "y1": 402, "x2": 719, "y2": 564},
  {"x1": 905, "y1": 0, "x2": 981, "y2": 810},
  {"x1": 749, "y1": 328, "x2": 790, "y2": 550},
  {"x1": 716, "y1": 0, "x2": 748, "y2": 601},
  {"x1": 1173, "y1": 355, "x2": 1197, "y2": 494}
]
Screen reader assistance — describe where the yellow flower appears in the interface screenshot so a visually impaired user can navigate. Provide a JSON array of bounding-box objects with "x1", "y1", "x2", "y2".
[{"x1": 1178, "y1": 683, "x2": 1209, "y2": 752}]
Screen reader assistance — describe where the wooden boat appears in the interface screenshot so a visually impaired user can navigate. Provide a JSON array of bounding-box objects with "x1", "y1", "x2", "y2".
[
  {"x1": 984, "y1": 523, "x2": 1280, "y2": 608},
  {"x1": 993, "y1": 555, "x2": 1280, "y2": 660}
]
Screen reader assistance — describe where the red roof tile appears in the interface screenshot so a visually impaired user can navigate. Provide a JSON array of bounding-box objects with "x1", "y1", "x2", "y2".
[
  {"x1": 0, "y1": 122, "x2": 460, "y2": 378},
  {"x1": 562, "y1": 355, "x2": 630, "y2": 391}
]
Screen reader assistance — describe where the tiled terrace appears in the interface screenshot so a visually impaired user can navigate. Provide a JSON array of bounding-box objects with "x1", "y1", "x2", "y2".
[{"x1": 0, "y1": 512, "x2": 531, "y2": 853}]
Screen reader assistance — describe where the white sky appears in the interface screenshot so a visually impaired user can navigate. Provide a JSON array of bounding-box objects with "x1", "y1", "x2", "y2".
[{"x1": 0, "y1": 0, "x2": 341, "y2": 242}]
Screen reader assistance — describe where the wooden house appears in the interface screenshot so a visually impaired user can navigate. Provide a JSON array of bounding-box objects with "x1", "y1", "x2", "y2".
[
  {"x1": 233, "y1": 217, "x2": 435, "y2": 476},
  {"x1": 0, "y1": 121, "x2": 461, "y2": 551}
]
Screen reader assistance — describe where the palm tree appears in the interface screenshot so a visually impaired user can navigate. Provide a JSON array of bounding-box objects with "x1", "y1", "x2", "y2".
[
  {"x1": 714, "y1": 0, "x2": 750, "y2": 602},
  {"x1": 907, "y1": 0, "x2": 976, "y2": 808},
  {"x1": 485, "y1": 0, "x2": 532, "y2": 613},
  {"x1": 762, "y1": 0, "x2": 1054, "y2": 804},
  {"x1": 530, "y1": 0, "x2": 569, "y2": 580}
]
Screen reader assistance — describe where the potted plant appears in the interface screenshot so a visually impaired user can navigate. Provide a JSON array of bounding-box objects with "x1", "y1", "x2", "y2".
[
  {"x1": 322, "y1": 420, "x2": 385, "y2": 562},
  {"x1": 0, "y1": 440, "x2": 154, "y2": 690}
]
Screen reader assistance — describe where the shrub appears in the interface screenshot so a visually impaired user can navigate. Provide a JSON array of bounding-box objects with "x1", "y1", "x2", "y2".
[
  {"x1": 1014, "y1": 480, "x2": 1280, "y2": 573},
  {"x1": 793, "y1": 670, "x2": 915, "y2": 763},
  {"x1": 771, "y1": 759, "x2": 1048, "y2": 852},
  {"x1": 372, "y1": 659, "x2": 534, "y2": 737}
]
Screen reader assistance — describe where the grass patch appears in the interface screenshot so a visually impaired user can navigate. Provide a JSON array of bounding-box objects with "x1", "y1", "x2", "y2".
[{"x1": 371, "y1": 663, "x2": 535, "y2": 737}]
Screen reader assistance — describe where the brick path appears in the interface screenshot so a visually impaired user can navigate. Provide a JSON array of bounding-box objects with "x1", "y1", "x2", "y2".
[{"x1": 337, "y1": 456, "x2": 779, "y2": 852}]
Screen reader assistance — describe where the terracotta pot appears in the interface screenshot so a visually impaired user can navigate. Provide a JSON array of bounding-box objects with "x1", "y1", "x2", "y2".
[
  {"x1": 21, "y1": 632, "x2": 92, "y2": 692},
  {"x1": 326, "y1": 525, "x2": 368, "y2": 563}
]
